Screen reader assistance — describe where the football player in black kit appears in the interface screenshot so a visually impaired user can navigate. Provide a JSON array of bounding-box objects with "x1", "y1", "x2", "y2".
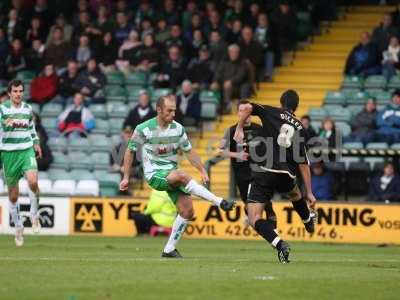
[
  {"x1": 219, "y1": 101, "x2": 277, "y2": 227},
  {"x1": 234, "y1": 90, "x2": 317, "y2": 264}
]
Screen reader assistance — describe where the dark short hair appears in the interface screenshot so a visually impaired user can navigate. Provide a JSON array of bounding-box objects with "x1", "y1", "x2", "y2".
[
  {"x1": 237, "y1": 99, "x2": 250, "y2": 108},
  {"x1": 301, "y1": 115, "x2": 311, "y2": 122},
  {"x1": 280, "y1": 89, "x2": 299, "y2": 112},
  {"x1": 393, "y1": 89, "x2": 400, "y2": 97},
  {"x1": 7, "y1": 79, "x2": 24, "y2": 93}
]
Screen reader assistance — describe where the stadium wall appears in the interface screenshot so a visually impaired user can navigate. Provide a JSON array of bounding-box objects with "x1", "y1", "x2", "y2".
[{"x1": 1, "y1": 197, "x2": 399, "y2": 244}]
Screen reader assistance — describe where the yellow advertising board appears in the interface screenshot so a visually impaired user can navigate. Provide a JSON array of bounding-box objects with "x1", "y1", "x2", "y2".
[{"x1": 70, "y1": 198, "x2": 400, "y2": 244}]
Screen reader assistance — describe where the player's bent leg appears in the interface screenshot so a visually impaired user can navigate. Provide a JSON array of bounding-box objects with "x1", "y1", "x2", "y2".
[
  {"x1": 25, "y1": 170, "x2": 41, "y2": 234},
  {"x1": 8, "y1": 185, "x2": 24, "y2": 246},
  {"x1": 162, "y1": 193, "x2": 193, "y2": 258},
  {"x1": 286, "y1": 185, "x2": 317, "y2": 233},
  {"x1": 167, "y1": 170, "x2": 234, "y2": 211}
]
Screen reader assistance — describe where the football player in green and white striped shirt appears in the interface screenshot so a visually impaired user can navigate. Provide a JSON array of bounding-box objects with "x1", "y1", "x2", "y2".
[
  {"x1": 120, "y1": 95, "x2": 234, "y2": 258},
  {"x1": 1, "y1": 80, "x2": 43, "y2": 246}
]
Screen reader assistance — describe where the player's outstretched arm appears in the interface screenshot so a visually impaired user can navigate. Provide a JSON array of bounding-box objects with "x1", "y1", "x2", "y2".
[
  {"x1": 299, "y1": 163, "x2": 317, "y2": 209},
  {"x1": 234, "y1": 103, "x2": 253, "y2": 143},
  {"x1": 186, "y1": 149, "x2": 209, "y2": 185},
  {"x1": 120, "y1": 149, "x2": 135, "y2": 191}
]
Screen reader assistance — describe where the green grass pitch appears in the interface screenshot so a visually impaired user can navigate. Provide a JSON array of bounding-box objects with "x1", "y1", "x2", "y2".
[{"x1": 0, "y1": 235, "x2": 399, "y2": 300}]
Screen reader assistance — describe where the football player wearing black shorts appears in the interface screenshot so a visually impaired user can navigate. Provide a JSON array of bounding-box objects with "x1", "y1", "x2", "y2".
[
  {"x1": 219, "y1": 101, "x2": 277, "y2": 227},
  {"x1": 234, "y1": 90, "x2": 317, "y2": 264}
]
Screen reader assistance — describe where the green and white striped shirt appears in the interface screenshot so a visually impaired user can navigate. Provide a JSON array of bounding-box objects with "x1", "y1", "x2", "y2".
[
  {"x1": 128, "y1": 117, "x2": 192, "y2": 181},
  {"x1": 0, "y1": 100, "x2": 39, "y2": 151}
]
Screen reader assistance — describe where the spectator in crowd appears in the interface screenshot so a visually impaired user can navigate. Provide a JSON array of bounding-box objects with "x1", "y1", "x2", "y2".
[
  {"x1": 226, "y1": 19, "x2": 243, "y2": 44},
  {"x1": 175, "y1": 80, "x2": 201, "y2": 126},
  {"x1": 382, "y1": 36, "x2": 400, "y2": 80},
  {"x1": 73, "y1": 34, "x2": 92, "y2": 69},
  {"x1": 114, "y1": 11, "x2": 132, "y2": 45},
  {"x1": 247, "y1": 2, "x2": 261, "y2": 28},
  {"x1": 26, "y1": 39, "x2": 45, "y2": 74},
  {"x1": 136, "y1": 33, "x2": 161, "y2": 72},
  {"x1": 123, "y1": 90, "x2": 156, "y2": 130},
  {"x1": 187, "y1": 45, "x2": 213, "y2": 89},
  {"x1": 116, "y1": 29, "x2": 142, "y2": 74},
  {"x1": 74, "y1": 58, "x2": 106, "y2": 102},
  {"x1": 255, "y1": 13, "x2": 275, "y2": 81},
  {"x1": 32, "y1": 112, "x2": 53, "y2": 171},
  {"x1": 139, "y1": 18, "x2": 154, "y2": 41},
  {"x1": 110, "y1": 126, "x2": 134, "y2": 175},
  {"x1": 3, "y1": 8, "x2": 24, "y2": 43},
  {"x1": 371, "y1": 13, "x2": 399, "y2": 53},
  {"x1": 44, "y1": 26, "x2": 71, "y2": 71},
  {"x1": 57, "y1": 92, "x2": 95, "y2": 138},
  {"x1": 155, "y1": 18, "x2": 170, "y2": 44},
  {"x1": 376, "y1": 89, "x2": 400, "y2": 144},
  {"x1": 182, "y1": 0, "x2": 199, "y2": 32},
  {"x1": 184, "y1": 13, "x2": 202, "y2": 44},
  {"x1": 211, "y1": 44, "x2": 251, "y2": 114},
  {"x1": 93, "y1": 4, "x2": 114, "y2": 35},
  {"x1": 58, "y1": 59, "x2": 80, "y2": 102},
  {"x1": 270, "y1": 1, "x2": 297, "y2": 65},
  {"x1": 97, "y1": 31, "x2": 118, "y2": 73},
  {"x1": 31, "y1": 0, "x2": 54, "y2": 29},
  {"x1": 238, "y1": 26, "x2": 264, "y2": 82},
  {"x1": 30, "y1": 64, "x2": 58, "y2": 104},
  {"x1": 311, "y1": 162, "x2": 334, "y2": 200},
  {"x1": 134, "y1": 0, "x2": 155, "y2": 28},
  {"x1": 72, "y1": 11, "x2": 91, "y2": 45},
  {"x1": 165, "y1": 24, "x2": 188, "y2": 55},
  {"x1": 300, "y1": 115, "x2": 317, "y2": 143},
  {"x1": 345, "y1": 98, "x2": 377, "y2": 144},
  {"x1": 208, "y1": 30, "x2": 227, "y2": 72},
  {"x1": 318, "y1": 117, "x2": 337, "y2": 148},
  {"x1": 155, "y1": 45, "x2": 186, "y2": 89},
  {"x1": 46, "y1": 14, "x2": 73, "y2": 46},
  {"x1": 5, "y1": 38, "x2": 26, "y2": 79},
  {"x1": 344, "y1": 31, "x2": 381, "y2": 77},
  {"x1": 204, "y1": 9, "x2": 226, "y2": 38},
  {"x1": 188, "y1": 29, "x2": 206, "y2": 59},
  {"x1": 369, "y1": 162, "x2": 400, "y2": 203},
  {"x1": 132, "y1": 190, "x2": 177, "y2": 235},
  {"x1": 159, "y1": 0, "x2": 179, "y2": 26},
  {"x1": 25, "y1": 16, "x2": 47, "y2": 48}
]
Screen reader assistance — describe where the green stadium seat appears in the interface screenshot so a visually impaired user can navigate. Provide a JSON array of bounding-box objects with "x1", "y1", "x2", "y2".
[
  {"x1": 48, "y1": 168, "x2": 72, "y2": 180},
  {"x1": 387, "y1": 76, "x2": 400, "y2": 89},
  {"x1": 127, "y1": 87, "x2": 147, "y2": 101},
  {"x1": 111, "y1": 134, "x2": 122, "y2": 146},
  {"x1": 366, "y1": 142, "x2": 388, "y2": 150},
  {"x1": 68, "y1": 138, "x2": 91, "y2": 153},
  {"x1": 340, "y1": 156, "x2": 361, "y2": 169},
  {"x1": 30, "y1": 103, "x2": 40, "y2": 114},
  {"x1": 91, "y1": 152, "x2": 110, "y2": 170},
  {"x1": 41, "y1": 103, "x2": 63, "y2": 118},
  {"x1": 108, "y1": 103, "x2": 129, "y2": 118},
  {"x1": 391, "y1": 143, "x2": 400, "y2": 150},
  {"x1": 296, "y1": 11, "x2": 312, "y2": 41},
  {"x1": 343, "y1": 142, "x2": 363, "y2": 149},
  {"x1": 342, "y1": 76, "x2": 363, "y2": 89},
  {"x1": 201, "y1": 102, "x2": 217, "y2": 119},
  {"x1": 105, "y1": 85, "x2": 127, "y2": 102},
  {"x1": 89, "y1": 135, "x2": 111, "y2": 152},
  {"x1": 105, "y1": 71, "x2": 125, "y2": 85},
  {"x1": 109, "y1": 118, "x2": 125, "y2": 134},
  {"x1": 364, "y1": 157, "x2": 385, "y2": 170},
  {"x1": 38, "y1": 171, "x2": 49, "y2": 179},
  {"x1": 150, "y1": 88, "x2": 172, "y2": 102},
  {"x1": 328, "y1": 107, "x2": 352, "y2": 122},
  {"x1": 41, "y1": 117, "x2": 58, "y2": 131},
  {"x1": 199, "y1": 90, "x2": 220, "y2": 103},
  {"x1": 51, "y1": 152, "x2": 70, "y2": 169},
  {"x1": 335, "y1": 122, "x2": 351, "y2": 137},
  {"x1": 347, "y1": 105, "x2": 364, "y2": 116},
  {"x1": 308, "y1": 108, "x2": 327, "y2": 121},
  {"x1": 16, "y1": 70, "x2": 36, "y2": 83},
  {"x1": 94, "y1": 171, "x2": 121, "y2": 196},
  {"x1": 346, "y1": 90, "x2": 368, "y2": 105},
  {"x1": 70, "y1": 169, "x2": 96, "y2": 180},
  {"x1": 364, "y1": 75, "x2": 386, "y2": 89},
  {"x1": 310, "y1": 121, "x2": 321, "y2": 132},
  {"x1": 48, "y1": 137, "x2": 68, "y2": 152},
  {"x1": 90, "y1": 104, "x2": 108, "y2": 119},
  {"x1": 324, "y1": 91, "x2": 346, "y2": 105},
  {"x1": 125, "y1": 71, "x2": 147, "y2": 87},
  {"x1": 92, "y1": 119, "x2": 110, "y2": 135},
  {"x1": 375, "y1": 90, "x2": 391, "y2": 104},
  {"x1": 68, "y1": 151, "x2": 93, "y2": 170}
]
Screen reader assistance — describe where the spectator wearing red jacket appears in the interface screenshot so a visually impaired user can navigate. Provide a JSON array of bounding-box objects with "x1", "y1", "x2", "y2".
[{"x1": 30, "y1": 64, "x2": 58, "y2": 104}]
